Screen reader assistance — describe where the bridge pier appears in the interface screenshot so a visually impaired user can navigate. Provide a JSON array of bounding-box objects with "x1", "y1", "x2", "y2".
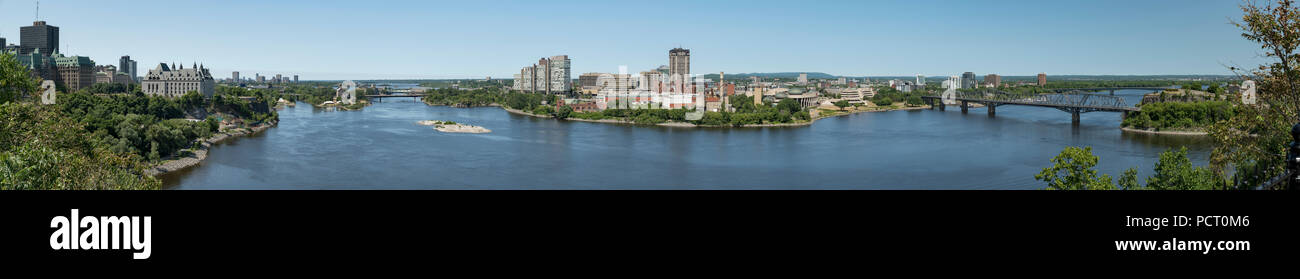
[
  {"x1": 1071, "y1": 110, "x2": 1081, "y2": 125},
  {"x1": 960, "y1": 101, "x2": 968, "y2": 114},
  {"x1": 987, "y1": 103, "x2": 996, "y2": 117},
  {"x1": 1109, "y1": 89, "x2": 1115, "y2": 95}
]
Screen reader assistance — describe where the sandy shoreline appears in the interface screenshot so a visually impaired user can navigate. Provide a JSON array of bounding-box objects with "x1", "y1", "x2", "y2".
[{"x1": 145, "y1": 120, "x2": 278, "y2": 176}]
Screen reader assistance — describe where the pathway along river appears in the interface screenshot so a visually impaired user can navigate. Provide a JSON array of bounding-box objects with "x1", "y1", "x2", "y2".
[{"x1": 162, "y1": 89, "x2": 1211, "y2": 189}]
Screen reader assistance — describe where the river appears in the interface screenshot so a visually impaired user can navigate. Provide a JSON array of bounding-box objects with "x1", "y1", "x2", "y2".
[{"x1": 162, "y1": 89, "x2": 1211, "y2": 189}]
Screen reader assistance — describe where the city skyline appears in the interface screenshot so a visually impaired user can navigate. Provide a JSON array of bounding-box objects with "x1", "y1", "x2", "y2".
[{"x1": 0, "y1": 0, "x2": 1269, "y2": 80}]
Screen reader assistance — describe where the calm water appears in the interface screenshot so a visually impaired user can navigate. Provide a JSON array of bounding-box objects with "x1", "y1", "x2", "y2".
[{"x1": 163, "y1": 89, "x2": 1211, "y2": 190}]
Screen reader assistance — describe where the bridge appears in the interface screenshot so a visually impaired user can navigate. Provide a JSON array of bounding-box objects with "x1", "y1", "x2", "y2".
[
  {"x1": 921, "y1": 90, "x2": 1140, "y2": 125},
  {"x1": 364, "y1": 93, "x2": 428, "y2": 98},
  {"x1": 1047, "y1": 87, "x2": 1171, "y2": 95}
]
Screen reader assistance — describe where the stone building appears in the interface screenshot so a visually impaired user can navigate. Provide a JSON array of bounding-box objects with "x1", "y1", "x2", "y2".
[{"x1": 141, "y1": 63, "x2": 215, "y2": 98}]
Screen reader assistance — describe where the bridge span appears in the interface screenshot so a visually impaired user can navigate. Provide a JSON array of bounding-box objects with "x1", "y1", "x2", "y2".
[{"x1": 921, "y1": 90, "x2": 1140, "y2": 125}]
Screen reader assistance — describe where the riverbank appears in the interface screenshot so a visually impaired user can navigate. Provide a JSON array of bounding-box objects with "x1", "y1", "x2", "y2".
[
  {"x1": 1120, "y1": 127, "x2": 1209, "y2": 136},
  {"x1": 145, "y1": 120, "x2": 279, "y2": 176},
  {"x1": 500, "y1": 104, "x2": 929, "y2": 128},
  {"x1": 422, "y1": 100, "x2": 502, "y2": 108}
]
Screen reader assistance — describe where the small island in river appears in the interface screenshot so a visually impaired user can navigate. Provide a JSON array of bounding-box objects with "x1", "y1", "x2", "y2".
[{"x1": 417, "y1": 120, "x2": 492, "y2": 134}]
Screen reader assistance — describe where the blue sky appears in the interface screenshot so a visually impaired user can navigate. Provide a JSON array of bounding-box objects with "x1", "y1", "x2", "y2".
[{"x1": 0, "y1": 0, "x2": 1270, "y2": 80}]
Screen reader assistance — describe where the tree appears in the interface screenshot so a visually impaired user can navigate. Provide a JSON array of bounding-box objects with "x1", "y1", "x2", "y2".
[
  {"x1": 1208, "y1": 0, "x2": 1300, "y2": 188},
  {"x1": 555, "y1": 105, "x2": 574, "y2": 119},
  {"x1": 0, "y1": 53, "x2": 40, "y2": 104},
  {"x1": 833, "y1": 100, "x2": 850, "y2": 111},
  {"x1": 1035, "y1": 147, "x2": 1117, "y2": 190},
  {"x1": 1146, "y1": 147, "x2": 1222, "y2": 190},
  {"x1": 776, "y1": 99, "x2": 801, "y2": 114}
]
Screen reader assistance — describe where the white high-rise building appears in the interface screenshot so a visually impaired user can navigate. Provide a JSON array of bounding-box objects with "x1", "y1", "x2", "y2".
[
  {"x1": 513, "y1": 55, "x2": 571, "y2": 94},
  {"x1": 916, "y1": 74, "x2": 926, "y2": 85},
  {"x1": 797, "y1": 73, "x2": 808, "y2": 85}
]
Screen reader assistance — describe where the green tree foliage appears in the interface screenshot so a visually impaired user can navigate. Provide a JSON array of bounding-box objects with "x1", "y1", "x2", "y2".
[
  {"x1": 1035, "y1": 147, "x2": 1118, "y2": 190},
  {"x1": 1, "y1": 103, "x2": 160, "y2": 189},
  {"x1": 1038, "y1": 146, "x2": 1222, "y2": 190},
  {"x1": 870, "y1": 87, "x2": 927, "y2": 107},
  {"x1": 555, "y1": 105, "x2": 574, "y2": 119},
  {"x1": 1122, "y1": 101, "x2": 1235, "y2": 130},
  {"x1": 0, "y1": 53, "x2": 40, "y2": 104},
  {"x1": 1145, "y1": 147, "x2": 1223, "y2": 190},
  {"x1": 421, "y1": 87, "x2": 504, "y2": 107},
  {"x1": 833, "y1": 100, "x2": 850, "y2": 111},
  {"x1": 1208, "y1": 0, "x2": 1300, "y2": 189}
]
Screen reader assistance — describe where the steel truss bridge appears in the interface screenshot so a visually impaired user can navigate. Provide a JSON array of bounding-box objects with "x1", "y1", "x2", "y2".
[{"x1": 920, "y1": 89, "x2": 1145, "y2": 124}]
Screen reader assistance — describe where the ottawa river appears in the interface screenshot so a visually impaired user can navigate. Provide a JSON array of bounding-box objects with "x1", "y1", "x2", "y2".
[{"x1": 162, "y1": 89, "x2": 1211, "y2": 190}]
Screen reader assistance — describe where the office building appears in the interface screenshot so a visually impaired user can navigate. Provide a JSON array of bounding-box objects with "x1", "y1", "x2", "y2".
[
  {"x1": 1037, "y1": 73, "x2": 1047, "y2": 86},
  {"x1": 961, "y1": 72, "x2": 976, "y2": 89},
  {"x1": 294, "y1": 75, "x2": 298, "y2": 83},
  {"x1": 669, "y1": 48, "x2": 690, "y2": 77},
  {"x1": 20, "y1": 21, "x2": 59, "y2": 56},
  {"x1": 119, "y1": 56, "x2": 137, "y2": 82},
  {"x1": 984, "y1": 74, "x2": 1001, "y2": 87},
  {"x1": 275, "y1": 74, "x2": 283, "y2": 84},
  {"x1": 232, "y1": 71, "x2": 240, "y2": 82},
  {"x1": 142, "y1": 63, "x2": 215, "y2": 98},
  {"x1": 95, "y1": 65, "x2": 133, "y2": 86},
  {"x1": 54, "y1": 54, "x2": 94, "y2": 92},
  {"x1": 917, "y1": 75, "x2": 926, "y2": 85},
  {"x1": 797, "y1": 73, "x2": 808, "y2": 85}
]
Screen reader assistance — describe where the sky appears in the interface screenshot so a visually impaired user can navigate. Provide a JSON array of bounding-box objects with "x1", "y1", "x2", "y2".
[{"x1": 0, "y1": 0, "x2": 1273, "y2": 80}]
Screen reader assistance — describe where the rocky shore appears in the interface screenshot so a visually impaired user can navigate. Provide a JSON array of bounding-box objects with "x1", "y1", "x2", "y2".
[
  {"x1": 418, "y1": 120, "x2": 492, "y2": 134},
  {"x1": 144, "y1": 120, "x2": 278, "y2": 176}
]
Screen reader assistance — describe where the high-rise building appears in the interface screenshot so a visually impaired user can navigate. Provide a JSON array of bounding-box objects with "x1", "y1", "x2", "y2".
[
  {"x1": 294, "y1": 75, "x2": 298, "y2": 83},
  {"x1": 256, "y1": 74, "x2": 265, "y2": 83},
  {"x1": 916, "y1": 75, "x2": 926, "y2": 85},
  {"x1": 1037, "y1": 73, "x2": 1047, "y2": 86},
  {"x1": 984, "y1": 74, "x2": 1001, "y2": 87},
  {"x1": 513, "y1": 55, "x2": 571, "y2": 94},
  {"x1": 142, "y1": 63, "x2": 215, "y2": 98},
  {"x1": 961, "y1": 72, "x2": 976, "y2": 89},
  {"x1": 20, "y1": 21, "x2": 59, "y2": 56},
  {"x1": 54, "y1": 54, "x2": 94, "y2": 92},
  {"x1": 797, "y1": 73, "x2": 808, "y2": 85},
  {"x1": 232, "y1": 71, "x2": 240, "y2": 82},
  {"x1": 119, "y1": 56, "x2": 137, "y2": 82},
  {"x1": 669, "y1": 48, "x2": 690, "y2": 77},
  {"x1": 275, "y1": 74, "x2": 283, "y2": 84}
]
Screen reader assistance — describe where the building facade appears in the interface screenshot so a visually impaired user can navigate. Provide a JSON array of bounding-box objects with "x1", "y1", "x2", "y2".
[
  {"x1": 1037, "y1": 73, "x2": 1047, "y2": 86},
  {"x1": 8, "y1": 50, "x2": 59, "y2": 83},
  {"x1": 669, "y1": 48, "x2": 690, "y2": 77},
  {"x1": 142, "y1": 63, "x2": 216, "y2": 98},
  {"x1": 54, "y1": 54, "x2": 94, "y2": 92},
  {"x1": 95, "y1": 65, "x2": 134, "y2": 86},
  {"x1": 119, "y1": 56, "x2": 137, "y2": 82},
  {"x1": 961, "y1": 72, "x2": 976, "y2": 89},
  {"x1": 20, "y1": 21, "x2": 59, "y2": 55},
  {"x1": 984, "y1": 74, "x2": 1001, "y2": 87},
  {"x1": 513, "y1": 55, "x2": 572, "y2": 94}
]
